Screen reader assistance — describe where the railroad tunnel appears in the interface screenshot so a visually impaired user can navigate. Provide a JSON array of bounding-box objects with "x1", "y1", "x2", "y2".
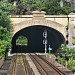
[{"x1": 11, "y1": 25, "x2": 65, "y2": 53}]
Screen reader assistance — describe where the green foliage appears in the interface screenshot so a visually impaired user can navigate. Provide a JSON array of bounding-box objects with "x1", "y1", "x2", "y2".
[
  {"x1": 59, "y1": 6, "x2": 71, "y2": 15},
  {"x1": 67, "y1": 58, "x2": 75, "y2": 73},
  {"x1": 56, "y1": 44, "x2": 75, "y2": 73},
  {"x1": 0, "y1": 40, "x2": 6, "y2": 59},
  {"x1": 57, "y1": 44, "x2": 75, "y2": 60},
  {"x1": 13, "y1": 0, "x2": 73, "y2": 15},
  {"x1": 0, "y1": 0, "x2": 74, "y2": 15},
  {"x1": 0, "y1": 1, "x2": 14, "y2": 30},
  {"x1": 0, "y1": 12, "x2": 11, "y2": 30},
  {"x1": 57, "y1": 44, "x2": 67, "y2": 53},
  {"x1": 56, "y1": 56, "x2": 66, "y2": 65},
  {"x1": 0, "y1": 0, "x2": 13, "y2": 59},
  {"x1": 16, "y1": 36, "x2": 28, "y2": 45},
  {"x1": 0, "y1": 1, "x2": 14, "y2": 15},
  {"x1": 56, "y1": 56, "x2": 75, "y2": 72},
  {"x1": 0, "y1": 26, "x2": 12, "y2": 43},
  {"x1": 0, "y1": 26, "x2": 12, "y2": 59},
  {"x1": 56, "y1": 56, "x2": 62, "y2": 64}
]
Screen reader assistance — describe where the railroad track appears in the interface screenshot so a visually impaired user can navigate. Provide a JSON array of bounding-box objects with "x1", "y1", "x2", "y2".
[
  {"x1": 12, "y1": 53, "x2": 30, "y2": 75},
  {"x1": 29, "y1": 53, "x2": 66, "y2": 75}
]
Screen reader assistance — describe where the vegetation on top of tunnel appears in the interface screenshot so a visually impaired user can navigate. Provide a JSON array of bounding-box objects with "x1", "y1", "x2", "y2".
[{"x1": 4, "y1": 0, "x2": 75, "y2": 15}]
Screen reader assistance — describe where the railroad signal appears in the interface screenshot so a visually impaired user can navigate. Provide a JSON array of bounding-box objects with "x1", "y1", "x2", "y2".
[
  {"x1": 43, "y1": 30, "x2": 47, "y2": 38},
  {"x1": 43, "y1": 29, "x2": 47, "y2": 54},
  {"x1": 48, "y1": 45, "x2": 52, "y2": 54}
]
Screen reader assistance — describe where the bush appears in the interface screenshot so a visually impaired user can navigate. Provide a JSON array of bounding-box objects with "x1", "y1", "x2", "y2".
[
  {"x1": 0, "y1": 26, "x2": 12, "y2": 59},
  {"x1": 56, "y1": 44, "x2": 75, "y2": 73},
  {"x1": 56, "y1": 56, "x2": 66, "y2": 65},
  {"x1": 67, "y1": 58, "x2": 75, "y2": 73}
]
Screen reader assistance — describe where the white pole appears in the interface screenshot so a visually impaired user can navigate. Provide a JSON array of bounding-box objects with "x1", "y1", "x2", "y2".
[
  {"x1": 43, "y1": 30, "x2": 47, "y2": 54},
  {"x1": 45, "y1": 43, "x2": 47, "y2": 54}
]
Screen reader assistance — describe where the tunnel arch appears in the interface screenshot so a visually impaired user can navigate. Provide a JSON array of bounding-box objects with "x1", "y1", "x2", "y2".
[{"x1": 11, "y1": 25, "x2": 65, "y2": 53}]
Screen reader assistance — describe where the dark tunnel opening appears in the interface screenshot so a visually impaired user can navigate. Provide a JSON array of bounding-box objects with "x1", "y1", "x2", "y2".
[{"x1": 11, "y1": 25, "x2": 65, "y2": 53}]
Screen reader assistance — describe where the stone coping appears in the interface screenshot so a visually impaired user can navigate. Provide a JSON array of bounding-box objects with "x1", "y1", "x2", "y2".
[{"x1": 11, "y1": 15, "x2": 68, "y2": 18}]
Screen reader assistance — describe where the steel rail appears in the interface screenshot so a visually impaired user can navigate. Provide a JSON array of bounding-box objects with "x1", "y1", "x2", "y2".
[
  {"x1": 30, "y1": 53, "x2": 66, "y2": 75},
  {"x1": 37, "y1": 54, "x2": 66, "y2": 75}
]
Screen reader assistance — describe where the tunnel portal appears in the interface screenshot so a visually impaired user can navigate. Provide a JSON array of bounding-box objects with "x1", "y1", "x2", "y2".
[{"x1": 11, "y1": 25, "x2": 65, "y2": 53}]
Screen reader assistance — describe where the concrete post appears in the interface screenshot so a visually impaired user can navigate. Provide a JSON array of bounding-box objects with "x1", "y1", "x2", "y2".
[
  {"x1": 68, "y1": 13, "x2": 75, "y2": 45},
  {"x1": 13, "y1": 0, "x2": 17, "y2": 6}
]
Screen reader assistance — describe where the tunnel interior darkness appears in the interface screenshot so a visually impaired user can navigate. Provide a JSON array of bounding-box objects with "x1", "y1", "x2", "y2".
[{"x1": 11, "y1": 25, "x2": 65, "y2": 53}]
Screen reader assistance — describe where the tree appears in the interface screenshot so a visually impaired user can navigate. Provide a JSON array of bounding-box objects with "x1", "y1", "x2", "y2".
[
  {"x1": 0, "y1": 26, "x2": 12, "y2": 59},
  {"x1": 14, "y1": 0, "x2": 75, "y2": 15},
  {"x1": 0, "y1": 1, "x2": 13, "y2": 59},
  {"x1": 14, "y1": 0, "x2": 72, "y2": 15},
  {"x1": 16, "y1": 0, "x2": 32, "y2": 15},
  {"x1": 0, "y1": 1, "x2": 14, "y2": 30}
]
